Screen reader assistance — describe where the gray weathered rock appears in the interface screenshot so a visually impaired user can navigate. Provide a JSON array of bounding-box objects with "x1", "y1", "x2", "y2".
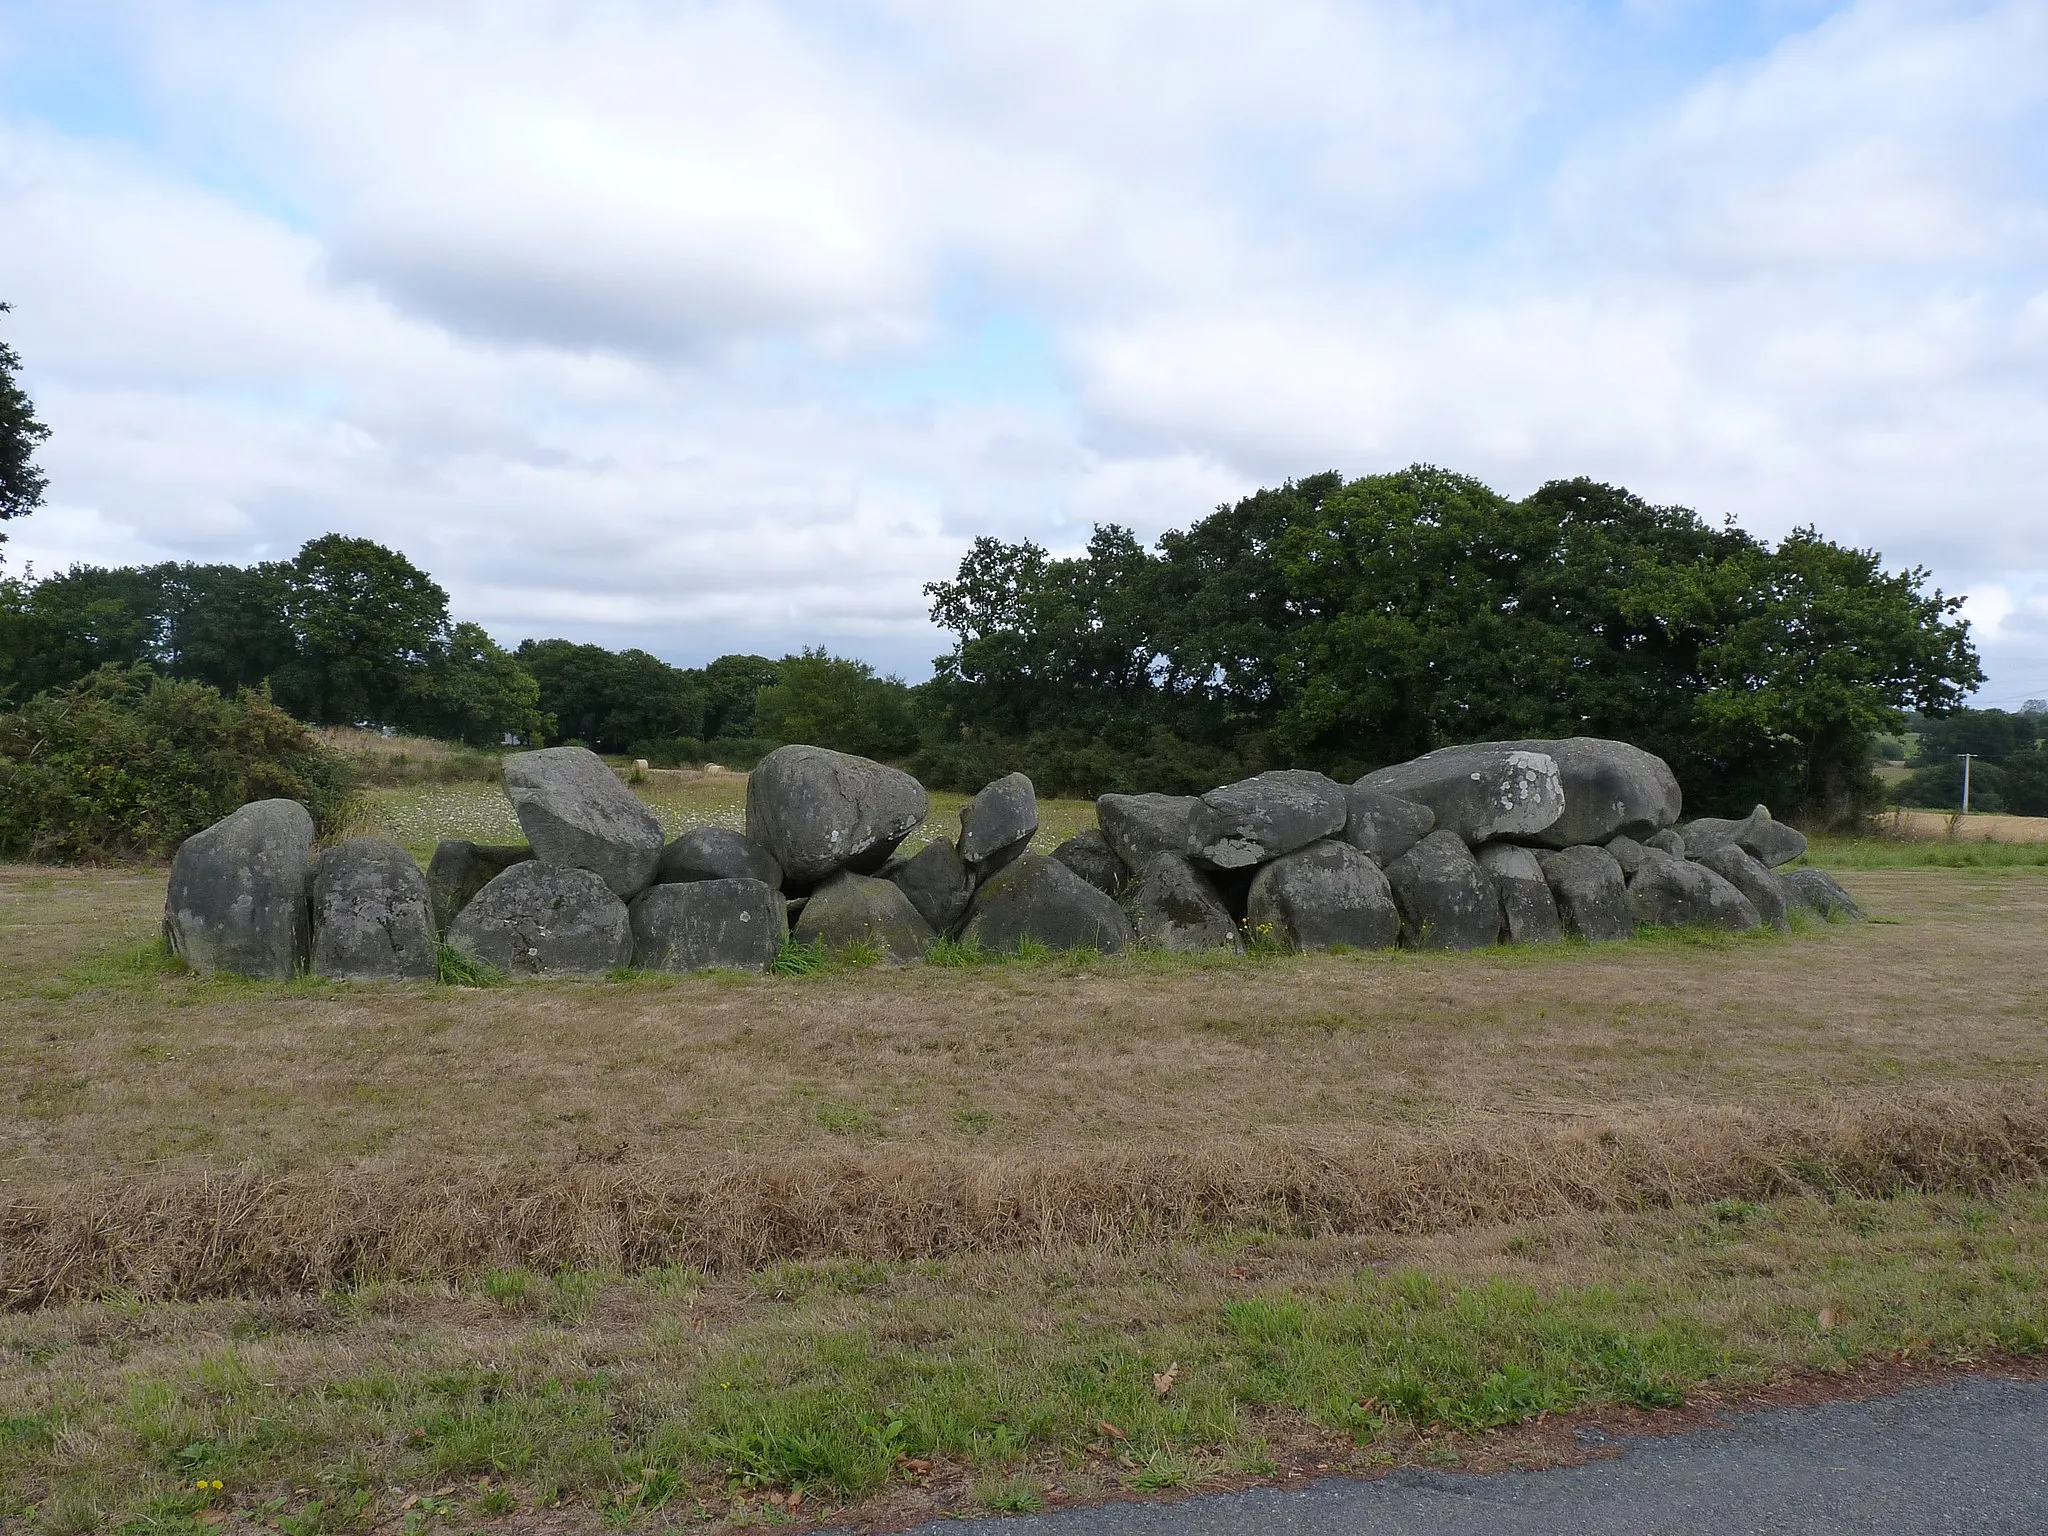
[
  {"x1": 961, "y1": 853, "x2": 1132, "y2": 954},
  {"x1": 1627, "y1": 856, "x2": 1761, "y2": 933},
  {"x1": 1678, "y1": 805, "x2": 1807, "y2": 869},
  {"x1": 1603, "y1": 834, "x2": 1650, "y2": 878},
  {"x1": 745, "y1": 745, "x2": 930, "y2": 884},
  {"x1": 1123, "y1": 852, "x2": 1240, "y2": 952},
  {"x1": 886, "y1": 838, "x2": 975, "y2": 935},
  {"x1": 1782, "y1": 867, "x2": 1866, "y2": 921},
  {"x1": 1645, "y1": 828, "x2": 1687, "y2": 859},
  {"x1": 1476, "y1": 843, "x2": 1563, "y2": 945},
  {"x1": 630, "y1": 878, "x2": 786, "y2": 972},
  {"x1": 958, "y1": 773, "x2": 1038, "y2": 872},
  {"x1": 1050, "y1": 829, "x2": 1130, "y2": 897},
  {"x1": 427, "y1": 841, "x2": 533, "y2": 933},
  {"x1": 445, "y1": 861, "x2": 632, "y2": 975},
  {"x1": 793, "y1": 871, "x2": 935, "y2": 963},
  {"x1": 1186, "y1": 770, "x2": 1348, "y2": 871},
  {"x1": 1246, "y1": 840, "x2": 1400, "y2": 952},
  {"x1": 309, "y1": 836, "x2": 437, "y2": 981},
  {"x1": 502, "y1": 746, "x2": 664, "y2": 897},
  {"x1": 1693, "y1": 845, "x2": 1795, "y2": 933},
  {"x1": 1535, "y1": 845, "x2": 1634, "y2": 943},
  {"x1": 1357, "y1": 744, "x2": 1565, "y2": 846},
  {"x1": 655, "y1": 827, "x2": 782, "y2": 889},
  {"x1": 1095, "y1": 793, "x2": 1198, "y2": 873},
  {"x1": 162, "y1": 799, "x2": 314, "y2": 979},
  {"x1": 1341, "y1": 786, "x2": 1435, "y2": 865},
  {"x1": 1509, "y1": 737, "x2": 1683, "y2": 848},
  {"x1": 1384, "y1": 830, "x2": 1503, "y2": 950}
]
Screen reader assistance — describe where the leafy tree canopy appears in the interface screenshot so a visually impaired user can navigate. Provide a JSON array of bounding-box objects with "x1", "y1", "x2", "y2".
[{"x1": 0, "y1": 303, "x2": 50, "y2": 534}]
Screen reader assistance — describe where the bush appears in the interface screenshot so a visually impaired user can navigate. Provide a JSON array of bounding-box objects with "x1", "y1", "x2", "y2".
[
  {"x1": 912, "y1": 726, "x2": 1254, "y2": 798},
  {"x1": 1894, "y1": 757, "x2": 2005, "y2": 815},
  {"x1": 0, "y1": 666, "x2": 354, "y2": 861},
  {"x1": 629, "y1": 736, "x2": 782, "y2": 771}
]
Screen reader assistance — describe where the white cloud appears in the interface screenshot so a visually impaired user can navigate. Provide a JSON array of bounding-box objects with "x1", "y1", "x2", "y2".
[{"x1": 1, "y1": 0, "x2": 2045, "y2": 690}]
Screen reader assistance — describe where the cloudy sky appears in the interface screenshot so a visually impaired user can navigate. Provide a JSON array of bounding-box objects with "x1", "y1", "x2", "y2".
[{"x1": 2, "y1": 0, "x2": 2045, "y2": 699}]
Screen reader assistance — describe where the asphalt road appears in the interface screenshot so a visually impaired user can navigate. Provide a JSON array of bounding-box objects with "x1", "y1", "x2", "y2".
[{"x1": 893, "y1": 1375, "x2": 2048, "y2": 1535}]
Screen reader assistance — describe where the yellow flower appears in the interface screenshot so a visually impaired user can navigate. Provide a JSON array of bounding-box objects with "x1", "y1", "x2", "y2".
[{"x1": 211, "y1": 1480, "x2": 224, "y2": 1490}]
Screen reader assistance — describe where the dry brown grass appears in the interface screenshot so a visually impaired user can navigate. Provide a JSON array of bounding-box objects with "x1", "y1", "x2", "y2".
[
  {"x1": 4, "y1": 862, "x2": 2048, "y2": 1303},
  {"x1": 1873, "y1": 808, "x2": 2048, "y2": 843},
  {"x1": 7, "y1": 1085, "x2": 2046, "y2": 1305}
]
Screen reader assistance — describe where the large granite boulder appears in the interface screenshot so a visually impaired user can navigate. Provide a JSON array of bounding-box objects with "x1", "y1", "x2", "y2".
[
  {"x1": 309, "y1": 836, "x2": 437, "y2": 981},
  {"x1": 1356, "y1": 745, "x2": 1565, "y2": 846},
  {"x1": 444, "y1": 862, "x2": 632, "y2": 975},
  {"x1": 1678, "y1": 805, "x2": 1807, "y2": 869},
  {"x1": 958, "y1": 773, "x2": 1038, "y2": 874},
  {"x1": 1123, "y1": 852, "x2": 1240, "y2": 952},
  {"x1": 1476, "y1": 843, "x2": 1562, "y2": 945},
  {"x1": 655, "y1": 827, "x2": 782, "y2": 889},
  {"x1": 426, "y1": 841, "x2": 533, "y2": 933},
  {"x1": 1186, "y1": 770, "x2": 1348, "y2": 871},
  {"x1": 1245, "y1": 840, "x2": 1400, "y2": 952},
  {"x1": 1095, "y1": 793, "x2": 1198, "y2": 873},
  {"x1": 1627, "y1": 857, "x2": 1761, "y2": 933},
  {"x1": 1050, "y1": 829, "x2": 1130, "y2": 897},
  {"x1": 1602, "y1": 834, "x2": 1650, "y2": 878},
  {"x1": 1693, "y1": 845, "x2": 1795, "y2": 933},
  {"x1": 1384, "y1": 830, "x2": 1502, "y2": 950},
  {"x1": 162, "y1": 799, "x2": 314, "y2": 979},
  {"x1": 630, "y1": 878, "x2": 786, "y2": 972},
  {"x1": 792, "y1": 871, "x2": 934, "y2": 963},
  {"x1": 503, "y1": 746, "x2": 663, "y2": 897},
  {"x1": 960, "y1": 853, "x2": 1131, "y2": 954},
  {"x1": 1508, "y1": 738, "x2": 1682, "y2": 848},
  {"x1": 1645, "y1": 828, "x2": 1687, "y2": 859},
  {"x1": 885, "y1": 838, "x2": 975, "y2": 935},
  {"x1": 1534, "y1": 845, "x2": 1633, "y2": 942},
  {"x1": 745, "y1": 745, "x2": 930, "y2": 885},
  {"x1": 1341, "y1": 786, "x2": 1435, "y2": 865},
  {"x1": 1782, "y1": 867, "x2": 1866, "y2": 921}
]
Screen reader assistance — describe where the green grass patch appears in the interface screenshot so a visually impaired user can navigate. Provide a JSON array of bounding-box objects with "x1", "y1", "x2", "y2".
[
  {"x1": 433, "y1": 942, "x2": 502, "y2": 988},
  {"x1": 10, "y1": 1185, "x2": 2047, "y2": 1529},
  {"x1": 1805, "y1": 836, "x2": 2048, "y2": 871}
]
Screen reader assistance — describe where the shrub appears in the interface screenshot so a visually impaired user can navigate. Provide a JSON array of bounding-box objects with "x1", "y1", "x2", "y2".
[{"x1": 0, "y1": 665, "x2": 354, "y2": 861}]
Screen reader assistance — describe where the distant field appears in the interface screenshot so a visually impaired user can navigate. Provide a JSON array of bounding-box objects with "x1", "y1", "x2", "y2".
[{"x1": 357, "y1": 770, "x2": 1101, "y2": 864}]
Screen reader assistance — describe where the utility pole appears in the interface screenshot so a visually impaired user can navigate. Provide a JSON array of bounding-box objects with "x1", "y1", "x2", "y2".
[{"x1": 1959, "y1": 753, "x2": 1975, "y2": 816}]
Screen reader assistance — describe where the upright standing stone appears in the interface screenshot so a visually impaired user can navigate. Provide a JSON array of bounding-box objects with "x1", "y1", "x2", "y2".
[
  {"x1": 793, "y1": 871, "x2": 935, "y2": 963},
  {"x1": 427, "y1": 841, "x2": 533, "y2": 933},
  {"x1": 1627, "y1": 857, "x2": 1762, "y2": 933},
  {"x1": 1123, "y1": 852, "x2": 1240, "y2": 952},
  {"x1": 1356, "y1": 745, "x2": 1565, "y2": 846},
  {"x1": 630, "y1": 878, "x2": 786, "y2": 972},
  {"x1": 1534, "y1": 845, "x2": 1634, "y2": 943},
  {"x1": 162, "y1": 799, "x2": 314, "y2": 979},
  {"x1": 1186, "y1": 770, "x2": 1349, "y2": 870},
  {"x1": 1341, "y1": 786, "x2": 1435, "y2": 865},
  {"x1": 1384, "y1": 830, "x2": 1502, "y2": 950},
  {"x1": 310, "y1": 836, "x2": 438, "y2": 981},
  {"x1": 885, "y1": 838, "x2": 975, "y2": 935},
  {"x1": 745, "y1": 745, "x2": 930, "y2": 884},
  {"x1": 654, "y1": 827, "x2": 782, "y2": 889},
  {"x1": 1050, "y1": 829, "x2": 1130, "y2": 897},
  {"x1": 443, "y1": 861, "x2": 633, "y2": 975},
  {"x1": 958, "y1": 773, "x2": 1038, "y2": 875},
  {"x1": 1476, "y1": 843, "x2": 1563, "y2": 945},
  {"x1": 1782, "y1": 867, "x2": 1866, "y2": 921},
  {"x1": 1095, "y1": 793, "x2": 1198, "y2": 873},
  {"x1": 1246, "y1": 840, "x2": 1400, "y2": 952},
  {"x1": 961, "y1": 853, "x2": 1132, "y2": 954},
  {"x1": 1693, "y1": 845, "x2": 1795, "y2": 933},
  {"x1": 502, "y1": 746, "x2": 663, "y2": 897}
]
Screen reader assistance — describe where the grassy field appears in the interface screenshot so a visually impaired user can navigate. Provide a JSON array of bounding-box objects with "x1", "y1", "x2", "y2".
[{"x1": 3, "y1": 841, "x2": 2048, "y2": 1532}]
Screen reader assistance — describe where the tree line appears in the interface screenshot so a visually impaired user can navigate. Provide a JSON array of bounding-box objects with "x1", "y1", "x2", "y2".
[
  {"x1": 1892, "y1": 705, "x2": 2048, "y2": 816},
  {"x1": 0, "y1": 302, "x2": 1992, "y2": 824}
]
